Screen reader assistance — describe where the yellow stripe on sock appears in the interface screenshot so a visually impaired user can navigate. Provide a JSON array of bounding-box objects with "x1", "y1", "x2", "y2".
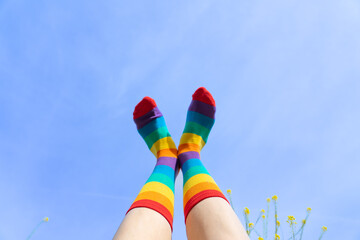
[
  {"x1": 183, "y1": 174, "x2": 216, "y2": 195},
  {"x1": 139, "y1": 181, "x2": 174, "y2": 202},
  {"x1": 179, "y1": 133, "x2": 205, "y2": 150},
  {"x1": 150, "y1": 137, "x2": 177, "y2": 157}
]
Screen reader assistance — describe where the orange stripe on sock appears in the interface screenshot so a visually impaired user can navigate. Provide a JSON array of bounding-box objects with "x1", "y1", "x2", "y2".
[
  {"x1": 134, "y1": 191, "x2": 174, "y2": 216},
  {"x1": 157, "y1": 148, "x2": 177, "y2": 158},
  {"x1": 178, "y1": 143, "x2": 200, "y2": 154},
  {"x1": 183, "y1": 182, "x2": 220, "y2": 208}
]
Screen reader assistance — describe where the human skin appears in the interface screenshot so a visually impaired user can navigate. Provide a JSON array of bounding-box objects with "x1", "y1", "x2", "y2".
[
  {"x1": 186, "y1": 197, "x2": 250, "y2": 240},
  {"x1": 113, "y1": 208, "x2": 172, "y2": 240},
  {"x1": 113, "y1": 197, "x2": 249, "y2": 240}
]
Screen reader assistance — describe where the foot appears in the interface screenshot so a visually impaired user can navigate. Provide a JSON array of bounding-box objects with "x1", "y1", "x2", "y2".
[
  {"x1": 133, "y1": 97, "x2": 177, "y2": 159},
  {"x1": 178, "y1": 87, "x2": 216, "y2": 155}
]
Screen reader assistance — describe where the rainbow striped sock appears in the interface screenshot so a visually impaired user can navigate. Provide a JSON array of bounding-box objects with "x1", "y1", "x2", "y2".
[
  {"x1": 127, "y1": 97, "x2": 177, "y2": 230},
  {"x1": 178, "y1": 87, "x2": 229, "y2": 222}
]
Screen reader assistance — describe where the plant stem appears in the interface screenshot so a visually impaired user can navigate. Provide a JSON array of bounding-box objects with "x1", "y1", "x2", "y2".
[
  {"x1": 266, "y1": 201, "x2": 269, "y2": 240},
  {"x1": 26, "y1": 220, "x2": 44, "y2": 240},
  {"x1": 274, "y1": 201, "x2": 278, "y2": 237}
]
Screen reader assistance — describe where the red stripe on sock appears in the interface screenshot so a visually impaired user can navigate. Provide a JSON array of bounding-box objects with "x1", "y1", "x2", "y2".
[
  {"x1": 184, "y1": 189, "x2": 229, "y2": 222},
  {"x1": 133, "y1": 96, "x2": 157, "y2": 119},
  {"x1": 127, "y1": 199, "x2": 173, "y2": 230},
  {"x1": 192, "y1": 87, "x2": 216, "y2": 107}
]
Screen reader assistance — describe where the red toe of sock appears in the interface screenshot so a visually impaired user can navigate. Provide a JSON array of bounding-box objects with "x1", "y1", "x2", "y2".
[
  {"x1": 192, "y1": 87, "x2": 216, "y2": 106},
  {"x1": 133, "y1": 96, "x2": 157, "y2": 119}
]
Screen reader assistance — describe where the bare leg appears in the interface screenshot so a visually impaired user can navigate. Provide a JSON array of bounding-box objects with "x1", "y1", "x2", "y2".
[
  {"x1": 186, "y1": 198, "x2": 249, "y2": 240},
  {"x1": 113, "y1": 208, "x2": 171, "y2": 240}
]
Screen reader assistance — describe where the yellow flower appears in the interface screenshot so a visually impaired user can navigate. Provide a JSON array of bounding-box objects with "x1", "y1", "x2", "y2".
[
  {"x1": 244, "y1": 207, "x2": 250, "y2": 215},
  {"x1": 276, "y1": 220, "x2": 280, "y2": 227},
  {"x1": 259, "y1": 237, "x2": 264, "y2": 240},
  {"x1": 249, "y1": 223, "x2": 254, "y2": 228},
  {"x1": 227, "y1": 189, "x2": 232, "y2": 194},
  {"x1": 322, "y1": 226, "x2": 327, "y2": 232},
  {"x1": 287, "y1": 216, "x2": 296, "y2": 225},
  {"x1": 275, "y1": 233, "x2": 280, "y2": 239},
  {"x1": 272, "y1": 195, "x2": 278, "y2": 201},
  {"x1": 266, "y1": 198, "x2": 271, "y2": 203},
  {"x1": 43, "y1": 217, "x2": 49, "y2": 222},
  {"x1": 302, "y1": 219, "x2": 306, "y2": 224},
  {"x1": 275, "y1": 214, "x2": 278, "y2": 218},
  {"x1": 262, "y1": 215, "x2": 266, "y2": 219},
  {"x1": 287, "y1": 216, "x2": 295, "y2": 221},
  {"x1": 261, "y1": 209, "x2": 265, "y2": 213},
  {"x1": 307, "y1": 207, "x2": 312, "y2": 212}
]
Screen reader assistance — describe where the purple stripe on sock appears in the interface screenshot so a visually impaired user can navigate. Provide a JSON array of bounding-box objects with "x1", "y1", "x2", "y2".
[
  {"x1": 156, "y1": 157, "x2": 177, "y2": 170},
  {"x1": 188, "y1": 100, "x2": 216, "y2": 119},
  {"x1": 134, "y1": 107, "x2": 163, "y2": 129},
  {"x1": 178, "y1": 151, "x2": 200, "y2": 166}
]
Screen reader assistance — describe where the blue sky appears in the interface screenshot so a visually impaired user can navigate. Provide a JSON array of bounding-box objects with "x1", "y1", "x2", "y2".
[{"x1": 1, "y1": 0, "x2": 360, "y2": 239}]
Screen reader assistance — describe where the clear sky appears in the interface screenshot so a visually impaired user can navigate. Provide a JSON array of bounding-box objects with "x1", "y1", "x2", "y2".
[{"x1": 1, "y1": 0, "x2": 359, "y2": 239}]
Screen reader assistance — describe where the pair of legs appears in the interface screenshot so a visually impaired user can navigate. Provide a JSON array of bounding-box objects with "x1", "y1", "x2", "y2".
[
  {"x1": 113, "y1": 87, "x2": 249, "y2": 240},
  {"x1": 115, "y1": 198, "x2": 246, "y2": 240}
]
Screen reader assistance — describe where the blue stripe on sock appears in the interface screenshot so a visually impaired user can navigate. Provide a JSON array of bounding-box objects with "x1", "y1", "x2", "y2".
[
  {"x1": 182, "y1": 158, "x2": 203, "y2": 173},
  {"x1": 146, "y1": 173, "x2": 174, "y2": 192},
  {"x1": 138, "y1": 116, "x2": 166, "y2": 138},
  {"x1": 153, "y1": 165, "x2": 175, "y2": 180},
  {"x1": 186, "y1": 111, "x2": 215, "y2": 130}
]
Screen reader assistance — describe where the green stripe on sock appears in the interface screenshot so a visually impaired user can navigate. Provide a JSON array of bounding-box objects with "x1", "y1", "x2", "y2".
[
  {"x1": 146, "y1": 173, "x2": 175, "y2": 192},
  {"x1": 186, "y1": 111, "x2": 215, "y2": 130},
  {"x1": 143, "y1": 126, "x2": 171, "y2": 149},
  {"x1": 183, "y1": 121, "x2": 211, "y2": 143},
  {"x1": 153, "y1": 165, "x2": 175, "y2": 179},
  {"x1": 183, "y1": 165, "x2": 210, "y2": 185},
  {"x1": 138, "y1": 116, "x2": 166, "y2": 138}
]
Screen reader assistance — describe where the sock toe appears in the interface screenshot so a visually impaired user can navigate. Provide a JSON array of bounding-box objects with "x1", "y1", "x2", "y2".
[
  {"x1": 133, "y1": 96, "x2": 157, "y2": 119},
  {"x1": 192, "y1": 87, "x2": 216, "y2": 107}
]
